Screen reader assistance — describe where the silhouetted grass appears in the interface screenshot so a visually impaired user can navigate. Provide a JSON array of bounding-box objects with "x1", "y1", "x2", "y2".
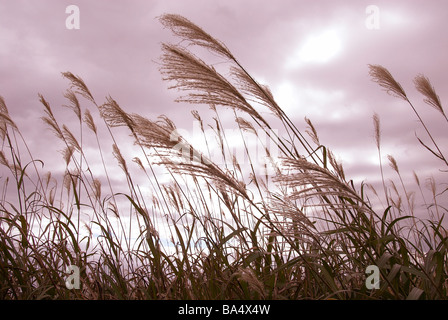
[{"x1": 0, "y1": 14, "x2": 446, "y2": 300}]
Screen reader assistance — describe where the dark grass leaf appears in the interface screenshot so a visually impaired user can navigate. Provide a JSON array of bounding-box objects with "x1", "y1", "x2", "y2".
[{"x1": 406, "y1": 287, "x2": 424, "y2": 300}]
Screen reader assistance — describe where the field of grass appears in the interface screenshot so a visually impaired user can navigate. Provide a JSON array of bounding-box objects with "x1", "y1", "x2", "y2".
[{"x1": 0, "y1": 14, "x2": 447, "y2": 300}]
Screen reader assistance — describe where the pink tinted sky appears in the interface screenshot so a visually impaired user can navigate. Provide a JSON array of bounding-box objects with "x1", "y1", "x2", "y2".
[{"x1": 0, "y1": 0, "x2": 447, "y2": 218}]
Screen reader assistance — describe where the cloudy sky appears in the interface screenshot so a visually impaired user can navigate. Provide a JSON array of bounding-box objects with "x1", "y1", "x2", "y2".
[{"x1": 1, "y1": 0, "x2": 447, "y2": 219}]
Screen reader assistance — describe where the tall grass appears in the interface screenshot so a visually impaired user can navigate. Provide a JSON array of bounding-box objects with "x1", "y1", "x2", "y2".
[{"x1": 0, "y1": 14, "x2": 446, "y2": 300}]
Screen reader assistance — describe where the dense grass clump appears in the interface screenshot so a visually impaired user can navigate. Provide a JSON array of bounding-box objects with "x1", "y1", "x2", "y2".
[{"x1": 0, "y1": 14, "x2": 447, "y2": 300}]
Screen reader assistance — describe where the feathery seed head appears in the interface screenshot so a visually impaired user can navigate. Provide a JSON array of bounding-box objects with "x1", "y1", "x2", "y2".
[
  {"x1": 387, "y1": 154, "x2": 399, "y2": 173},
  {"x1": 63, "y1": 89, "x2": 82, "y2": 121},
  {"x1": 373, "y1": 112, "x2": 381, "y2": 149},
  {"x1": 84, "y1": 109, "x2": 97, "y2": 134},
  {"x1": 414, "y1": 74, "x2": 445, "y2": 116},
  {"x1": 368, "y1": 64, "x2": 407, "y2": 100},
  {"x1": 99, "y1": 96, "x2": 135, "y2": 131},
  {"x1": 160, "y1": 43, "x2": 265, "y2": 123},
  {"x1": 159, "y1": 14, "x2": 235, "y2": 61},
  {"x1": 62, "y1": 72, "x2": 96, "y2": 105}
]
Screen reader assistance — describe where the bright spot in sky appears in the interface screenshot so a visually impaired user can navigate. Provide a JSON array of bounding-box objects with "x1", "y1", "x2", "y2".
[
  {"x1": 287, "y1": 29, "x2": 342, "y2": 67},
  {"x1": 273, "y1": 81, "x2": 346, "y2": 117}
]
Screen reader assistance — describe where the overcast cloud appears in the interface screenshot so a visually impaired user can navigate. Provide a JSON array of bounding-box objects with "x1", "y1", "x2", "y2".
[{"x1": 1, "y1": 0, "x2": 447, "y2": 220}]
